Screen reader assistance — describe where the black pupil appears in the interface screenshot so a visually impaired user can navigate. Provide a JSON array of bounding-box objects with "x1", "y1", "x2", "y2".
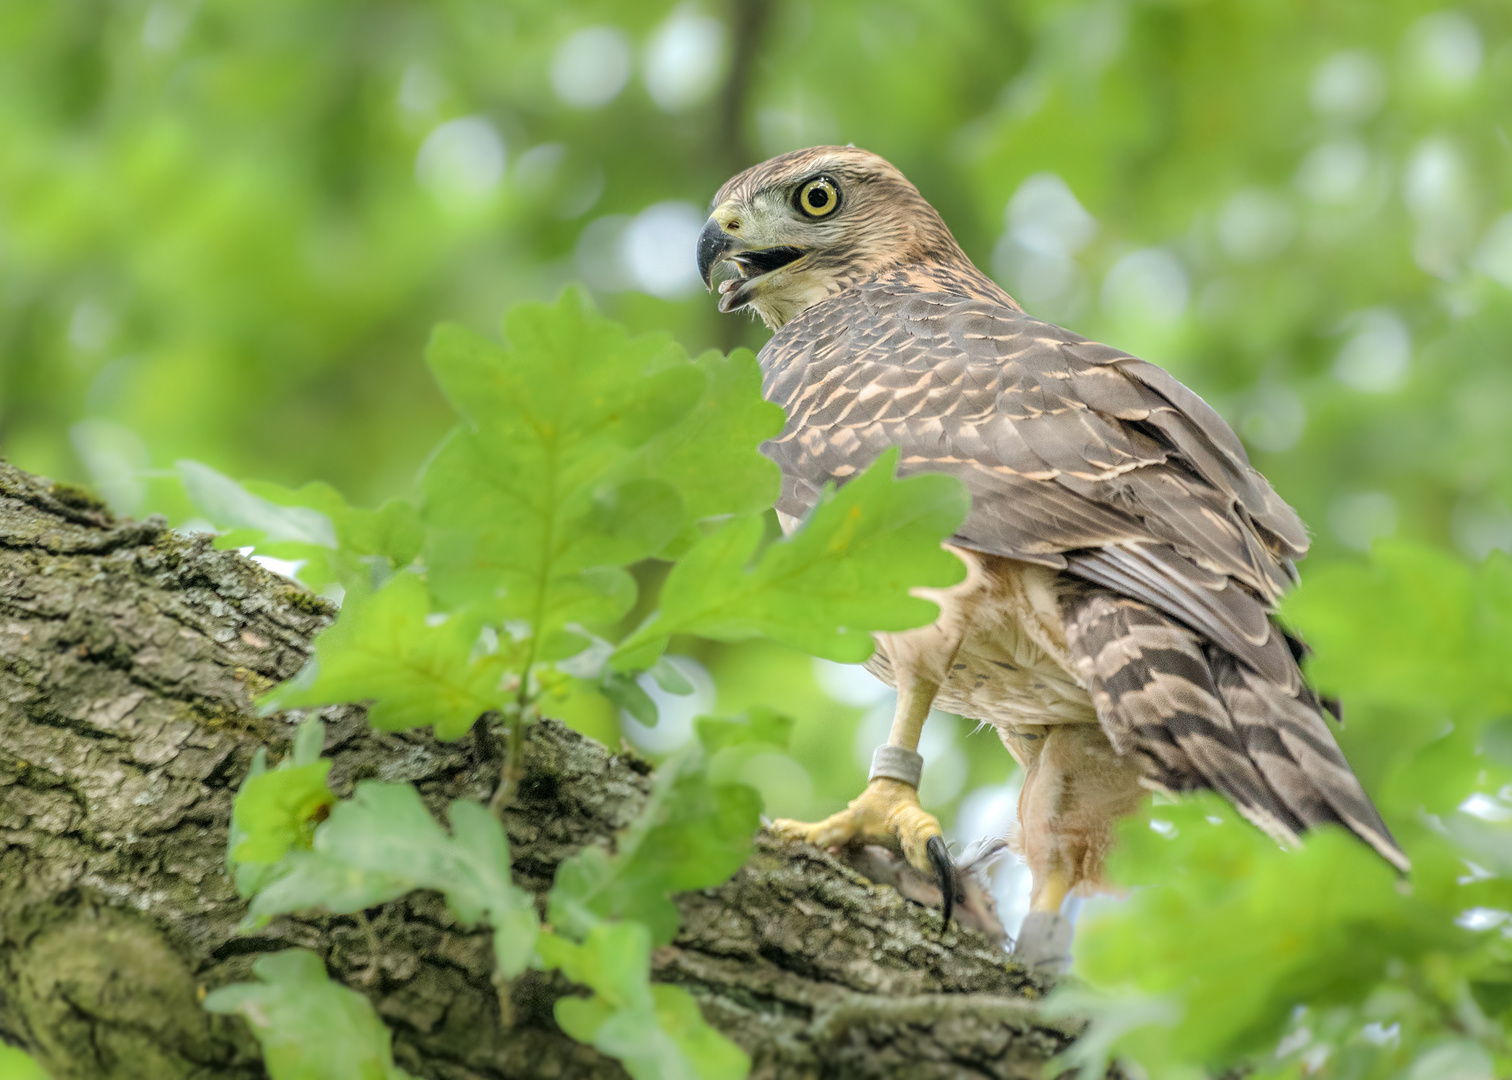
[{"x1": 807, "y1": 186, "x2": 829, "y2": 209}]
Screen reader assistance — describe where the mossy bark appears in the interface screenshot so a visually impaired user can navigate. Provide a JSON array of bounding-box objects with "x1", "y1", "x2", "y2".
[{"x1": 0, "y1": 461, "x2": 1085, "y2": 1079}]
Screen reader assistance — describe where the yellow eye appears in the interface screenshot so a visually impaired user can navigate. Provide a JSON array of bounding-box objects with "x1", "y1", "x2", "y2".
[{"x1": 796, "y1": 176, "x2": 840, "y2": 218}]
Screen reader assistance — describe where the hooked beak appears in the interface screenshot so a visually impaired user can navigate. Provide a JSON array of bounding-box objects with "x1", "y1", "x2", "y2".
[
  {"x1": 696, "y1": 216, "x2": 805, "y2": 313},
  {"x1": 697, "y1": 217, "x2": 734, "y2": 289}
]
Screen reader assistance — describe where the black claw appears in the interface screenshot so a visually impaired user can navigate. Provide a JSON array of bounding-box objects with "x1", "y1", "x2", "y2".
[{"x1": 926, "y1": 835, "x2": 957, "y2": 929}]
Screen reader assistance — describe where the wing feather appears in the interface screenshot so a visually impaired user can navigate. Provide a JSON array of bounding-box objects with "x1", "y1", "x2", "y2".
[
  {"x1": 757, "y1": 277, "x2": 1405, "y2": 870},
  {"x1": 759, "y1": 281, "x2": 1304, "y2": 646},
  {"x1": 1065, "y1": 590, "x2": 1408, "y2": 870}
]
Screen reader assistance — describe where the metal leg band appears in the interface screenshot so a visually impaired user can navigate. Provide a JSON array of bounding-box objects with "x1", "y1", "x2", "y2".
[{"x1": 869, "y1": 744, "x2": 924, "y2": 788}]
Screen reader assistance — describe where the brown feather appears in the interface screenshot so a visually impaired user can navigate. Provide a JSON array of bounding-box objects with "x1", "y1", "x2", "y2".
[
  {"x1": 756, "y1": 281, "x2": 1405, "y2": 869},
  {"x1": 761, "y1": 283, "x2": 1303, "y2": 628},
  {"x1": 1062, "y1": 589, "x2": 1407, "y2": 871},
  {"x1": 715, "y1": 145, "x2": 1402, "y2": 878}
]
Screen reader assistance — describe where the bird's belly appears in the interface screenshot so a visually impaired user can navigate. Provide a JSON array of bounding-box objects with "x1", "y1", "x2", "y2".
[
  {"x1": 863, "y1": 548, "x2": 1098, "y2": 730},
  {"x1": 865, "y1": 623, "x2": 1095, "y2": 729},
  {"x1": 941, "y1": 636, "x2": 1094, "y2": 727}
]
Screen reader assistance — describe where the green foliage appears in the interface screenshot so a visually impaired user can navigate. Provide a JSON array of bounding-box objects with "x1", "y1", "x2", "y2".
[
  {"x1": 534, "y1": 726, "x2": 763, "y2": 1079},
  {"x1": 231, "y1": 761, "x2": 334, "y2": 865},
  {"x1": 0, "y1": 1043, "x2": 50, "y2": 1080},
  {"x1": 422, "y1": 295, "x2": 697, "y2": 649},
  {"x1": 264, "y1": 573, "x2": 510, "y2": 740},
  {"x1": 220, "y1": 726, "x2": 758, "y2": 1078},
  {"x1": 537, "y1": 922, "x2": 749, "y2": 1080},
  {"x1": 252, "y1": 290, "x2": 959, "y2": 738},
  {"x1": 14, "y1": 6, "x2": 1512, "y2": 1078},
  {"x1": 1065, "y1": 800, "x2": 1468, "y2": 1074},
  {"x1": 418, "y1": 291, "x2": 781, "y2": 663},
  {"x1": 228, "y1": 717, "x2": 334, "y2": 897},
  {"x1": 176, "y1": 461, "x2": 421, "y2": 593},
  {"x1": 616, "y1": 447, "x2": 969, "y2": 666},
  {"x1": 1284, "y1": 544, "x2": 1512, "y2": 720},
  {"x1": 694, "y1": 706, "x2": 796, "y2": 755},
  {"x1": 599, "y1": 667, "x2": 662, "y2": 727},
  {"x1": 238, "y1": 781, "x2": 539, "y2": 978},
  {"x1": 202, "y1": 294, "x2": 965, "y2": 1080},
  {"x1": 16, "y1": 0, "x2": 1511, "y2": 581},
  {"x1": 14, "y1": 4, "x2": 1512, "y2": 1070},
  {"x1": 19, "y1": 0, "x2": 1507, "y2": 881},
  {"x1": 641, "y1": 348, "x2": 785, "y2": 523},
  {"x1": 1058, "y1": 542, "x2": 1512, "y2": 1079},
  {"x1": 202, "y1": 951, "x2": 413, "y2": 1080},
  {"x1": 549, "y1": 747, "x2": 762, "y2": 944}
]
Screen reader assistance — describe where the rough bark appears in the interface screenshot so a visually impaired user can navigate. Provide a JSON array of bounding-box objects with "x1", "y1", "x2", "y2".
[{"x1": 0, "y1": 460, "x2": 1083, "y2": 1080}]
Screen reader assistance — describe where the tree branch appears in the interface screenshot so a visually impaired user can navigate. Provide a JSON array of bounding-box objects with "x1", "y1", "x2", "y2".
[{"x1": 0, "y1": 460, "x2": 1081, "y2": 1079}]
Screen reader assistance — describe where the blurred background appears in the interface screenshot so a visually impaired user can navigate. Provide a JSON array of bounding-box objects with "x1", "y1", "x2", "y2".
[{"x1": 2, "y1": 0, "x2": 1511, "y2": 934}]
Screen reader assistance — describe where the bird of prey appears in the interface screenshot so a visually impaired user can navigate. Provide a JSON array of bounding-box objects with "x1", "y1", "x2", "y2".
[{"x1": 696, "y1": 146, "x2": 1407, "y2": 964}]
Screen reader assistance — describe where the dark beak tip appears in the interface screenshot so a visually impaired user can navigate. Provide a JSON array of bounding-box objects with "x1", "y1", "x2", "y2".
[{"x1": 697, "y1": 218, "x2": 731, "y2": 290}]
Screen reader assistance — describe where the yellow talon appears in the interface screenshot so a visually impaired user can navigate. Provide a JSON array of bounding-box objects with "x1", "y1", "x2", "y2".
[{"x1": 771, "y1": 777, "x2": 944, "y2": 874}]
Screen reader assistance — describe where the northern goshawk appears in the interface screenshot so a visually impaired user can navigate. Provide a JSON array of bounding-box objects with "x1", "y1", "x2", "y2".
[{"x1": 696, "y1": 146, "x2": 1406, "y2": 964}]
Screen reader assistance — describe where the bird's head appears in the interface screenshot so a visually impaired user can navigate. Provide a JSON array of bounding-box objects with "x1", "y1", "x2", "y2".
[{"x1": 698, "y1": 145, "x2": 966, "y2": 329}]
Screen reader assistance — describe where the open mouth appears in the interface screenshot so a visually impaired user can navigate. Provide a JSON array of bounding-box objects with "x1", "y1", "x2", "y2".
[
  {"x1": 733, "y1": 246, "x2": 804, "y2": 277},
  {"x1": 717, "y1": 246, "x2": 805, "y2": 312}
]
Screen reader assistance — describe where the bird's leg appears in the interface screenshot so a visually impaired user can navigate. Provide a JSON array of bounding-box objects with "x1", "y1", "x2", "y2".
[
  {"x1": 1015, "y1": 864, "x2": 1075, "y2": 971},
  {"x1": 771, "y1": 674, "x2": 959, "y2": 921},
  {"x1": 1030, "y1": 866, "x2": 1072, "y2": 915},
  {"x1": 1009, "y1": 724, "x2": 1145, "y2": 974},
  {"x1": 1012, "y1": 768, "x2": 1079, "y2": 975}
]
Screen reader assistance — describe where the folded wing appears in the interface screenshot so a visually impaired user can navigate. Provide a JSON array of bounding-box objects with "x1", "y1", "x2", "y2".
[{"x1": 759, "y1": 280, "x2": 1406, "y2": 870}]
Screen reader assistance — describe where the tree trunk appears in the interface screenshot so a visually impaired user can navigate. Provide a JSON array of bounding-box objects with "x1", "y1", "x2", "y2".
[{"x1": 0, "y1": 461, "x2": 1084, "y2": 1080}]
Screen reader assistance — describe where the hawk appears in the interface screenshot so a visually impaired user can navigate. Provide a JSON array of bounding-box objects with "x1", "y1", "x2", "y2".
[{"x1": 696, "y1": 146, "x2": 1407, "y2": 964}]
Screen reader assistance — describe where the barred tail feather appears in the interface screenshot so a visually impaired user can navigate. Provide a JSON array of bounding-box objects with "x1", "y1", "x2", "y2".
[
  {"x1": 1212, "y1": 650, "x2": 1408, "y2": 871},
  {"x1": 1064, "y1": 589, "x2": 1408, "y2": 872}
]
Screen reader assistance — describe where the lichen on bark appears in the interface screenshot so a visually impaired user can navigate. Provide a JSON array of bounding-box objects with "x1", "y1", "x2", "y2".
[{"x1": 0, "y1": 460, "x2": 1085, "y2": 1079}]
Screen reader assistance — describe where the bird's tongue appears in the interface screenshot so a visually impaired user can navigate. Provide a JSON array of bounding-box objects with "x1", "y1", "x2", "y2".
[{"x1": 718, "y1": 277, "x2": 753, "y2": 313}]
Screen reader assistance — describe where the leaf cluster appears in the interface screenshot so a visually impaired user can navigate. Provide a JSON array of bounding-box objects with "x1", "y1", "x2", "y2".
[
  {"x1": 203, "y1": 951, "x2": 414, "y2": 1080},
  {"x1": 180, "y1": 291, "x2": 964, "y2": 747},
  {"x1": 227, "y1": 716, "x2": 334, "y2": 898},
  {"x1": 223, "y1": 707, "x2": 772, "y2": 1079},
  {"x1": 530, "y1": 717, "x2": 774, "y2": 1080},
  {"x1": 200, "y1": 293, "x2": 968, "y2": 1080}
]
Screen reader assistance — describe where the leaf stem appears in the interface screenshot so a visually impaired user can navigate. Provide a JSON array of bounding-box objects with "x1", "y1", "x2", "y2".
[
  {"x1": 488, "y1": 700, "x2": 536, "y2": 818},
  {"x1": 354, "y1": 910, "x2": 381, "y2": 986},
  {"x1": 493, "y1": 970, "x2": 515, "y2": 1028}
]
